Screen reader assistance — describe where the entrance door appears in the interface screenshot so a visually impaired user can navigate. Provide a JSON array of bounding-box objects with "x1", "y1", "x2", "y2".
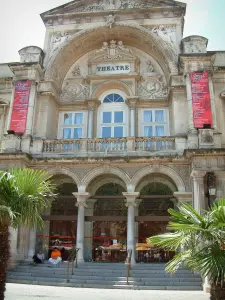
[
  {"x1": 92, "y1": 221, "x2": 127, "y2": 262},
  {"x1": 137, "y1": 181, "x2": 176, "y2": 263},
  {"x1": 91, "y1": 182, "x2": 127, "y2": 262}
]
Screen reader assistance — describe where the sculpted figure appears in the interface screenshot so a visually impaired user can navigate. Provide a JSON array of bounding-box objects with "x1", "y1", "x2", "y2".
[
  {"x1": 152, "y1": 26, "x2": 174, "y2": 44},
  {"x1": 72, "y1": 65, "x2": 81, "y2": 77},
  {"x1": 147, "y1": 60, "x2": 154, "y2": 72},
  {"x1": 107, "y1": 14, "x2": 115, "y2": 28},
  {"x1": 118, "y1": 41, "x2": 132, "y2": 53},
  {"x1": 96, "y1": 42, "x2": 109, "y2": 53}
]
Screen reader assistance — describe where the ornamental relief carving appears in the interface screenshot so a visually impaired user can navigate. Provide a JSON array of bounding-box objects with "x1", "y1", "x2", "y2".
[
  {"x1": 60, "y1": 82, "x2": 90, "y2": 103},
  {"x1": 138, "y1": 77, "x2": 168, "y2": 98},
  {"x1": 71, "y1": 0, "x2": 180, "y2": 12},
  {"x1": 94, "y1": 40, "x2": 133, "y2": 60},
  {"x1": 144, "y1": 25, "x2": 176, "y2": 46},
  {"x1": 49, "y1": 32, "x2": 73, "y2": 57},
  {"x1": 45, "y1": 23, "x2": 177, "y2": 87}
]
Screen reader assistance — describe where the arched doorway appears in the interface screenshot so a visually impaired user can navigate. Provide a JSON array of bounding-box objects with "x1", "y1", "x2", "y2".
[
  {"x1": 86, "y1": 174, "x2": 128, "y2": 262},
  {"x1": 35, "y1": 174, "x2": 78, "y2": 260},
  {"x1": 136, "y1": 174, "x2": 177, "y2": 263}
]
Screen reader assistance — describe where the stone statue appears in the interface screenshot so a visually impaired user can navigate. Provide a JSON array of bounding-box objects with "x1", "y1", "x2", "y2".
[
  {"x1": 151, "y1": 25, "x2": 175, "y2": 45},
  {"x1": 107, "y1": 14, "x2": 115, "y2": 28},
  {"x1": 72, "y1": 65, "x2": 81, "y2": 77},
  {"x1": 117, "y1": 41, "x2": 132, "y2": 53},
  {"x1": 96, "y1": 42, "x2": 109, "y2": 54},
  {"x1": 147, "y1": 60, "x2": 154, "y2": 72}
]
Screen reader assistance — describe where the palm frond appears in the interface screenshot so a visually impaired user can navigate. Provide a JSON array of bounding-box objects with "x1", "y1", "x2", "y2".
[{"x1": 0, "y1": 168, "x2": 56, "y2": 228}]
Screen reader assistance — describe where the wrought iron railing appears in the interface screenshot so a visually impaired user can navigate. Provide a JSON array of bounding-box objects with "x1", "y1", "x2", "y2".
[{"x1": 66, "y1": 248, "x2": 80, "y2": 283}]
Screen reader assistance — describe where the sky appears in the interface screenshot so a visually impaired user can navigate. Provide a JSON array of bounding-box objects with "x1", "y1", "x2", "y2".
[{"x1": 0, "y1": 0, "x2": 224, "y2": 63}]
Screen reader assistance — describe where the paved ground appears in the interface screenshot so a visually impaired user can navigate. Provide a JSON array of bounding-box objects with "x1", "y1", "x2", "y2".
[{"x1": 5, "y1": 284, "x2": 210, "y2": 300}]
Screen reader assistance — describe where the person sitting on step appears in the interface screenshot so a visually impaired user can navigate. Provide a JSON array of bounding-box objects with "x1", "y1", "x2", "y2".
[
  {"x1": 49, "y1": 247, "x2": 62, "y2": 265},
  {"x1": 32, "y1": 250, "x2": 45, "y2": 264}
]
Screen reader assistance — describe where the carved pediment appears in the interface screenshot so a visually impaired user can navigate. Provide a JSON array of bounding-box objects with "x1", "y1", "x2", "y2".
[{"x1": 42, "y1": 0, "x2": 185, "y2": 17}]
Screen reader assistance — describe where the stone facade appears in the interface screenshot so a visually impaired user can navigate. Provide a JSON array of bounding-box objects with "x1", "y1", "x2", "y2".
[{"x1": 0, "y1": 0, "x2": 225, "y2": 269}]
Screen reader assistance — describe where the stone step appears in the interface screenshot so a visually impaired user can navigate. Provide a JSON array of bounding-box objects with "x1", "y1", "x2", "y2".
[
  {"x1": 7, "y1": 262, "x2": 202, "y2": 291},
  {"x1": 14, "y1": 265, "x2": 195, "y2": 274},
  {"x1": 6, "y1": 279, "x2": 202, "y2": 291},
  {"x1": 7, "y1": 274, "x2": 201, "y2": 286},
  {"x1": 8, "y1": 271, "x2": 201, "y2": 282}
]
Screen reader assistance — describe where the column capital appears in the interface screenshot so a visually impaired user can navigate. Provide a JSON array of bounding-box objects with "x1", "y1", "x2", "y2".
[
  {"x1": 86, "y1": 99, "x2": 101, "y2": 111},
  {"x1": 126, "y1": 97, "x2": 139, "y2": 109},
  {"x1": 123, "y1": 192, "x2": 140, "y2": 207},
  {"x1": 173, "y1": 192, "x2": 193, "y2": 204},
  {"x1": 191, "y1": 170, "x2": 206, "y2": 179},
  {"x1": 73, "y1": 192, "x2": 91, "y2": 208}
]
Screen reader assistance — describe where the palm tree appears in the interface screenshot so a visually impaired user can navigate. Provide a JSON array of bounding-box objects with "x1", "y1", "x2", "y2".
[
  {"x1": 0, "y1": 168, "x2": 55, "y2": 300},
  {"x1": 148, "y1": 200, "x2": 225, "y2": 300}
]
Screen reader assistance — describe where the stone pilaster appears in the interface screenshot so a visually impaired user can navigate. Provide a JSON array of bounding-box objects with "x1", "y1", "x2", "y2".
[
  {"x1": 25, "y1": 81, "x2": 37, "y2": 136},
  {"x1": 214, "y1": 171, "x2": 225, "y2": 200},
  {"x1": 26, "y1": 229, "x2": 37, "y2": 261},
  {"x1": 123, "y1": 192, "x2": 140, "y2": 265},
  {"x1": 191, "y1": 171, "x2": 206, "y2": 213},
  {"x1": 208, "y1": 75, "x2": 217, "y2": 131},
  {"x1": 126, "y1": 97, "x2": 139, "y2": 137},
  {"x1": 73, "y1": 192, "x2": 91, "y2": 263},
  {"x1": 86, "y1": 100, "x2": 100, "y2": 139},
  {"x1": 185, "y1": 74, "x2": 198, "y2": 149}
]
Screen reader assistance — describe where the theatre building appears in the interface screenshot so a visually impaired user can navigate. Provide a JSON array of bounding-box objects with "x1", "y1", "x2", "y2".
[{"x1": 1, "y1": 0, "x2": 225, "y2": 269}]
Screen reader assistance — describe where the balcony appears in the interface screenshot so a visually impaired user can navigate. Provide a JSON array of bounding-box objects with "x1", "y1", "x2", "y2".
[{"x1": 36, "y1": 136, "x2": 186, "y2": 157}]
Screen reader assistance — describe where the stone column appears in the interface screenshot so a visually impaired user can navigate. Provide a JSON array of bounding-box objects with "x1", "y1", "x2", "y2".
[
  {"x1": 9, "y1": 227, "x2": 19, "y2": 267},
  {"x1": 18, "y1": 226, "x2": 30, "y2": 260},
  {"x1": 191, "y1": 171, "x2": 206, "y2": 213},
  {"x1": 27, "y1": 229, "x2": 37, "y2": 261},
  {"x1": 134, "y1": 199, "x2": 142, "y2": 261},
  {"x1": 123, "y1": 192, "x2": 140, "y2": 265},
  {"x1": 126, "y1": 98, "x2": 138, "y2": 137},
  {"x1": 73, "y1": 192, "x2": 91, "y2": 263},
  {"x1": 84, "y1": 199, "x2": 96, "y2": 261},
  {"x1": 88, "y1": 108, "x2": 94, "y2": 138},
  {"x1": 185, "y1": 74, "x2": 198, "y2": 148},
  {"x1": 86, "y1": 100, "x2": 100, "y2": 139}
]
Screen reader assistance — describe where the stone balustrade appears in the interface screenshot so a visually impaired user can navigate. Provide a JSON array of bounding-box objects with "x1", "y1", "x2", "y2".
[{"x1": 41, "y1": 136, "x2": 181, "y2": 155}]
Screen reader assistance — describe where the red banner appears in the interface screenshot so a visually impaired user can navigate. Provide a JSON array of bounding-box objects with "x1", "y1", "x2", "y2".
[
  {"x1": 190, "y1": 72, "x2": 212, "y2": 129},
  {"x1": 10, "y1": 80, "x2": 32, "y2": 134}
]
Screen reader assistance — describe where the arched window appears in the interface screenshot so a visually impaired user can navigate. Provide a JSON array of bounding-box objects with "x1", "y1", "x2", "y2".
[
  {"x1": 103, "y1": 93, "x2": 124, "y2": 103},
  {"x1": 98, "y1": 91, "x2": 128, "y2": 138}
]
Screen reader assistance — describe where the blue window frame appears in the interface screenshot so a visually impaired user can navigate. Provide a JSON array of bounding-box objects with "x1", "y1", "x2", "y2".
[{"x1": 103, "y1": 93, "x2": 124, "y2": 103}]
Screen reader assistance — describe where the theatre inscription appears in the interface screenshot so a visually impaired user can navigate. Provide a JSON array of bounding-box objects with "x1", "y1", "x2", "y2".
[{"x1": 96, "y1": 63, "x2": 131, "y2": 75}]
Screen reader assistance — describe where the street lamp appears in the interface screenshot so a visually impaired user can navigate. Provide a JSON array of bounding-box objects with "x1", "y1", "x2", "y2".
[{"x1": 206, "y1": 172, "x2": 216, "y2": 207}]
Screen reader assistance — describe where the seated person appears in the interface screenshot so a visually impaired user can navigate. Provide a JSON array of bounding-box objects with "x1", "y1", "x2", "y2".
[
  {"x1": 33, "y1": 250, "x2": 45, "y2": 264},
  {"x1": 49, "y1": 247, "x2": 62, "y2": 265}
]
